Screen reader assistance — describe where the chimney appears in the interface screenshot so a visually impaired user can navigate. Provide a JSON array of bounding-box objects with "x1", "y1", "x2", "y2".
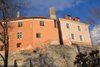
[
  {"x1": 17, "y1": 11, "x2": 20, "y2": 18},
  {"x1": 50, "y1": 7, "x2": 57, "y2": 20}
]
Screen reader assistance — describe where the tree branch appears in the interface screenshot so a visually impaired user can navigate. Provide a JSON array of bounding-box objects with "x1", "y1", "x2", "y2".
[
  {"x1": 0, "y1": 22, "x2": 4, "y2": 28},
  {"x1": 0, "y1": 53, "x2": 5, "y2": 62}
]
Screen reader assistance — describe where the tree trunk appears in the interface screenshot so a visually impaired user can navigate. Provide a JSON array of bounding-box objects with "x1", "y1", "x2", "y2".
[{"x1": 4, "y1": 45, "x2": 9, "y2": 67}]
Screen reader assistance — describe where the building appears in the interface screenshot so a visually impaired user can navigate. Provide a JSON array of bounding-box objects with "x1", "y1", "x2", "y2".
[
  {"x1": 0, "y1": 7, "x2": 92, "y2": 54},
  {"x1": 0, "y1": 8, "x2": 60, "y2": 53},
  {"x1": 58, "y1": 15, "x2": 92, "y2": 45}
]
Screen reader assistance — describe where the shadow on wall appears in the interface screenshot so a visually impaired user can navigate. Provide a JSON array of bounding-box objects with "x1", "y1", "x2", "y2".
[{"x1": 22, "y1": 53, "x2": 57, "y2": 67}]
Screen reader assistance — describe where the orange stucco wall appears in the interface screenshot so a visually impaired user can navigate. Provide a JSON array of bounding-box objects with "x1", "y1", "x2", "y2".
[{"x1": 0, "y1": 18, "x2": 60, "y2": 53}]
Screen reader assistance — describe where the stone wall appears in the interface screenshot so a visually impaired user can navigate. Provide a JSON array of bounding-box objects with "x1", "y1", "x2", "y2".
[{"x1": 0, "y1": 45, "x2": 100, "y2": 67}]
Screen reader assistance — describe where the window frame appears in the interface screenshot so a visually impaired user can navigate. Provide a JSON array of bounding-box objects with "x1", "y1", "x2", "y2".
[
  {"x1": 78, "y1": 26, "x2": 81, "y2": 31},
  {"x1": 17, "y1": 31, "x2": 22, "y2": 39},
  {"x1": 66, "y1": 23, "x2": 70, "y2": 29},
  {"x1": 76, "y1": 18, "x2": 79, "y2": 21},
  {"x1": 0, "y1": 45, "x2": 4, "y2": 51},
  {"x1": 17, "y1": 43, "x2": 21, "y2": 48},
  {"x1": 71, "y1": 34, "x2": 75, "y2": 40},
  {"x1": 80, "y1": 35, "x2": 84, "y2": 41},
  {"x1": 68, "y1": 16, "x2": 71, "y2": 19},
  {"x1": 18, "y1": 22, "x2": 23, "y2": 27},
  {"x1": 36, "y1": 33, "x2": 41, "y2": 38},
  {"x1": 40, "y1": 21, "x2": 44, "y2": 26}
]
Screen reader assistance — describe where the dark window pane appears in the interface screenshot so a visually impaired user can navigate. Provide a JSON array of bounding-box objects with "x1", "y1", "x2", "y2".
[
  {"x1": 18, "y1": 22, "x2": 23, "y2": 27},
  {"x1": 40, "y1": 21, "x2": 44, "y2": 26},
  {"x1": 67, "y1": 23, "x2": 70, "y2": 29},
  {"x1": 36, "y1": 33, "x2": 41, "y2": 38},
  {"x1": 71, "y1": 34, "x2": 75, "y2": 40},
  {"x1": 17, "y1": 43, "x2": 21, "y2": 48},
  {"x1": 80, "y1": 35, "x2": 83, "y2": 41},
  {"x1": 0, "y1": 45, "x2": 4, "y2": 51},
  {"x1": 17, "y1": 35, "x2": 19, "y2": 39},
  {"x1": 20, "y1": 35, "x2": 22, "y2": 38},
  {"x1": 78, "y1": 26, "x2": 81, "y2": 31}
]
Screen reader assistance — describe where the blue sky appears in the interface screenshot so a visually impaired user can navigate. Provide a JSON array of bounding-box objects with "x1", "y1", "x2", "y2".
[{"x1": 20, "y1": 0, "x2": 100, "y2": 32}]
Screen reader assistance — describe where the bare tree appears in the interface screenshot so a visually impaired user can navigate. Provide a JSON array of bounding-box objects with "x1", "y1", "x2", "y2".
[
  {"x1": 0, "y1": 0, "x2": 28, "y2": 67},
  {"x1": 86, "y1": 5, "x2": 100, "y2": 45},
  {"x1": 86, "y1": 5, "x2": 100, "y2": 27}
]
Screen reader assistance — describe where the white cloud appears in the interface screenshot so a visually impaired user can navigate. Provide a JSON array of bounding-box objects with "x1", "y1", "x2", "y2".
[{"x1": 26, "y1": 0, "x2": 84, "y2": 17}]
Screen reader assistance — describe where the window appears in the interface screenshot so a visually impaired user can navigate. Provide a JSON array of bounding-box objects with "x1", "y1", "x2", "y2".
[
  {"x1": 71, "y1": 34, "x2": 75, "y2": 40},
  {"x1": 66, "y1": 23, "x2": 70, "y2": 29},
  {"x1": 76, "y1": 18, "x2": 79, "y2": 21},
  {"x1": 40, "y1": 21, "x2": 44, "y2": 26},
  {"x1": 17, "y1": 31, "x2": 22, "y2": 39},
  {"x1": 17, "y1": 43, "x2": 21, "y2": 48},
  {"x1": 36, "y1": 33, "x2": 41, "y2": 38},
  {"x1": 1, "y1": 34, "x2": 4, "y2": 40},
  {"x1": 78, "y1": 26, "x2": 81, "y2": 31},
  {"x1": 1, "y1": 34, "x2": 7, "y2": 41},
  {"x1": 0, "y1": 45, "x2": 4, "y2": 51},
  {"x1": 68, "y1": 16, "x2": 70, "y2": 19},
  {"x1": 18, "y1": 22, "x2": 23, "y2": 27},
  {"x1": 80, "y1": 35, "x2": 83, "y2": 41}
]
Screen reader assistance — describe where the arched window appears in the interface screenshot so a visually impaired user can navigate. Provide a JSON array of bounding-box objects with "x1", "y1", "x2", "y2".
[{"x1": 17, "y1": 31, "x2": 22, "y2": 39}]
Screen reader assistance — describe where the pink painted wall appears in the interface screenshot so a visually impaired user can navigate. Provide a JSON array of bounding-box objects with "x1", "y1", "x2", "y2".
[{"x1": 58, "y1": 18, "x2": 92, "y2": 45}]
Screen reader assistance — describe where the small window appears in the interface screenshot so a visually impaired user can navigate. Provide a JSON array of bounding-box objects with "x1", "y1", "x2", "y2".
[
  {"x1": 17, "y1": 43, "x2": 21, "y2": 48},
  {"x1": 78, "y1": 26, "x2": 81, "y2": 31},
  {"x1": 71, "y1": 34, "x2": 75, "y2": 40},
  {"x1": 80, "y1": 35, "x2": 83, "y2": 41},
  {"x1": 40, "y1": 21, "x2": 44, "y2": 26},
  {"x1": 1, "y1": 34, "x2": 4, "y2": 40},
  {"x1": 76, "y1": 18, "x2": 79, "y2": 21},
  {"x1": 0, "y1": 45, "x2": 4, "y2": 51},
  {"x1": 17, "y1": 31, "x2": 22, "y2": 39},
  {"x1": 66, "y1": 23, "x2": 70, "y2": 29},
  {"x1": 36, "y1": 33, "x2": 41, "y2": 38},
  {"x1": 1, "y1": 34, "x2": 7, "y2": 41},
  {"x1": 68, "y1": 16, "x2": 70, "y2": 19},
  {"x1": 18, "y1": 22, "x2": 23, "y2": 27}
]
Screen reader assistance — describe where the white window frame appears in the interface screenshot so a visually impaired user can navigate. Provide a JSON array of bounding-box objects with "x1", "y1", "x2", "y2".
[
  {"x1": 78, "y1": 26, "x2": 81, "y2": 31},
  {"x1": 66, "y1": 23, "x2": 70, "y2": 29},
  {"x1": 80, "y1": 35, "x2": 84, "y2": 41},
  {"x1": 71, "y1": 34, "x2": 75, "y2": 40},
  {"x1": 17, "y1": 31, "x2": 22, "y2": 39}
]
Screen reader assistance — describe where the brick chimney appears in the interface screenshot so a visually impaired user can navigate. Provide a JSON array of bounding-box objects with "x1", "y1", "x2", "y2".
[
  {"x1": 17, "y1": 11, "x2": 20, "y2": 18},
  {"x1": 50, "y1": 7, "x2": 57, "y2": 20}
]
